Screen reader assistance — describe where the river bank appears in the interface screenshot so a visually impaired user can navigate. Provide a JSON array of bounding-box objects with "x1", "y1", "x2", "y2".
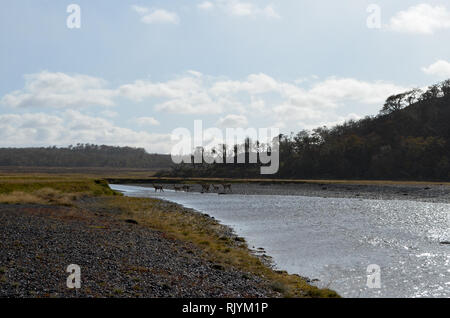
[
  {"x1": 0, "y1": 175, "x2": 338, "y2": 298},
  {"x1": 129, "y1": 181, "x2": 450, "y2": 203},
  {"x1": 0, "y1": 200, "x2": 277, "y2": 297},
  {"x1": 114, "y1": 183, "x2": 450, "y2": 298}
]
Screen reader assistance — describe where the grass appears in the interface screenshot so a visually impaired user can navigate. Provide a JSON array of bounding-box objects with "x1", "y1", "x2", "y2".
[
  {"x1": 0, "y1": 188, "x2": 80, "y2": 206},
  {"x1": 0, "y1": 176, "x2": 117, "y2": 196},
  {"x1": 0, "y1": 166, "x2": 158, "y2": 178},
  {"x1": 0, "y1": 175, "x2": 119, "y2": 206},
  {"x1": 0, "y1": 173, "x2": 339, "y2": 298}
]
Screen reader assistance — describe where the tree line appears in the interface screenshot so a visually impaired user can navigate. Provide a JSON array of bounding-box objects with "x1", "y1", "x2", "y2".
[
  {"x1": 0, "y1": 144, "x2": 173, "y2": 169},
  {"x1": 161, "y1": 79, "x2": 450, "y2": 181}
]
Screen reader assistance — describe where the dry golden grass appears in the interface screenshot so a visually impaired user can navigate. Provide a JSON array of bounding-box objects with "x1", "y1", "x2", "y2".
[
  {"x1": 0, "y1": 188, "x2": 80, "y2": 206},
  {"x1": 0, "y1": 192, "x2": 48, "y2": 205},
  {"x1": 0, "y1": 175, "x2": 117, "y2": 196},
  {"x1": 0, "y1": 175, "x2": 119, "y2": 207},
  {"x1": 0, "y1": 167, "x2": 157, "y2": 178}
]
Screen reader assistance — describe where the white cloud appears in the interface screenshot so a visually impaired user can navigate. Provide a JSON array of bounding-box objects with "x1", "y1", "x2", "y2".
[
  {"x1": 119, "y1": 76, "x2": 202, "y2": 101},
  {"x1": 319, "y1": 113, "x2": 362, "y2": 129},
  {"x1": 249, "y1": 96, "x2": 265, "y2": 110},
  {"x1": 212, "y1": 73, "x2": 407, "y2": 128},
  {"x1": 0, "y1": 111, "x2": 172, "y2": 153},
  {"x1": 422, "y1": 60, "x2": 450, "y2": 78},
  {"x1": 228, "y1": 1, "x2": 256, "y2": 16},
  {"x1": 2, "y1": 70, "x2": 409, "y2": 135},
  {"x1": 209, "y1": 73, "x2": 407, "y2": 130},
  {"x1": 198, "y1": 0, "x2": 280, "y2": 19},
  {"x1": 294, "y1": 75, "x2": 319, "y2": 85},
  {"x1": 198, "y1": 1, "x2": 214, "y2": 10},
  {"x1": 1, "y1": 71, "x2": 117, "y2": 108},
  {"x1": 187, "y1": 70, "x2": 203, "y2": 77},
  {"x1": 273, "y1": 78, "x2": 406, "y2": 128},
  {"x1": 272, "y1": 104, "x2": 363, "y2": 130},
  {"x1": 212, "y1": 73, "x2": 406, "y2": 108},
  {"x1": 134, "y1": 116, "x2": 160, "y2": 126},
  {"x1": 119, "y1": 75, "x2": 225, "y2": 114},
  {"x1": 273, "y1": 103, "x2": 327, "y2": 124},
  {"x1": 388, "y1": 4, "x2": 450, "y2": 34},
  {"x1": 154, "y1": 96, "x2": 222, "y2": 114},
  {"x1": 132, "y1": 5, "x2": 179, "y2": 24},
  {"x1": 308, "y1": 78, "x2": 407, "y2": 105},
  {"x1": 211, "y1": 73, "x2": 279, "y2": 95},
  {"x1": 261, "y1": 5, "x2": 280, "y2": 19},
  {"x1": 217, "y1": 114, "x2": 248, "y2": 128},
  {"x1": 131, "y1": 5, "x2": 149, "y2": 15}
]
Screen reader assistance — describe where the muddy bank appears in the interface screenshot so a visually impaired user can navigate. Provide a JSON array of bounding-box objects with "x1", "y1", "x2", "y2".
[
  {"x1": 130, "y1": 182, "x2": 450, "y2": 204},
  {"x1": 0, "y1": 200, "x2": 281, "y2": 298}
]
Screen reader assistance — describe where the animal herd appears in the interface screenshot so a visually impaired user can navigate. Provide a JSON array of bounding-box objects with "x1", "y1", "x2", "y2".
[{"x1": 152, "y1": 183, "x2": 232, "y2": 193}]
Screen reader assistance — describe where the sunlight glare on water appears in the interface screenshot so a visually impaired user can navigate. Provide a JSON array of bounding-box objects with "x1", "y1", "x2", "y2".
[{"x1": 111, "y1": 184, "x2": 450, "y2": 298}]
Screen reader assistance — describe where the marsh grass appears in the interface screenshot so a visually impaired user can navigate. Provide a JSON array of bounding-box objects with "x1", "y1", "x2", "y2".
[
  {"x1": 0, "y1": 176, "x2": 116, "y2": 196},
  {"x1": 0, "y1": 176, "x2": 118, "y2": 205}
]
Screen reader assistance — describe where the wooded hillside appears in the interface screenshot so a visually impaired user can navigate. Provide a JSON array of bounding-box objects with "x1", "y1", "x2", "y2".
[{"x1": 162, "y1": 79, "x2": 450, "y2": 181}]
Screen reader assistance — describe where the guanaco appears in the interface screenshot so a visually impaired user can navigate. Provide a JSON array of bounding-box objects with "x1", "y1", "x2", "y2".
[
  {"x1": 174, "y1": 185, "x2": 182, "y2": 192},
  {"x1": 222, "y1": 183, "x2": 232, "y2": 192},
  {"x1": 153, "y1": 184, "x2": 164, "y2": 192},
  {"x1": 201, "y1": 184, "x2": 211, "y2": 193}
]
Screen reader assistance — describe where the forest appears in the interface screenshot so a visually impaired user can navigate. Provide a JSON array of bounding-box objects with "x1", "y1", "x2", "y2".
[
  {"x1": 162, "y1": 79, "x2": 450, "y2": 181},
  {"x1": 0, "y1": 144, "x2": 173, "y2": 169}
]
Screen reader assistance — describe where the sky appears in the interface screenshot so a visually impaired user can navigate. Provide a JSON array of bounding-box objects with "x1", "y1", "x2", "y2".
[{"x1": 1, "y1": 0, "x2": 450, "y2": 153}]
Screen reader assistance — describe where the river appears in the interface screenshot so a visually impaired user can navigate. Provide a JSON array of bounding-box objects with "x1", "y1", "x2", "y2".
[{"x1": 110, "y1": 184, "x2": 450, "y2": 298}]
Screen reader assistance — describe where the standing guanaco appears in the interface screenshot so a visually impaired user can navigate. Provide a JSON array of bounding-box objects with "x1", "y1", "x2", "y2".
[
  {"x1": 222, "y1": 183, "x2": 232, "y2": 192},
  {"x1": 201, "y1": 184, "x2": 211, "y2": 193}
]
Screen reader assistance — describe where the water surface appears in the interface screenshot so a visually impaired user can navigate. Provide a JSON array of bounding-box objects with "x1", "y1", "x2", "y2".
[{"x1": 111, "y1": 184, "x2": 450, "y2": 298}]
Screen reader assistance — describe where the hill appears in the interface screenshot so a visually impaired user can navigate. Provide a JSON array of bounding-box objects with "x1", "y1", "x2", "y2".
[{"x1": 162, "y1": 79, "x2": 450, "y2": 181}]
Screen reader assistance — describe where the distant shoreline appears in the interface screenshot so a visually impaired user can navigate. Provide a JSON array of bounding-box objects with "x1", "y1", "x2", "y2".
[{"x1": 119, "y1": 181, "x2": 450, "y2": 204}]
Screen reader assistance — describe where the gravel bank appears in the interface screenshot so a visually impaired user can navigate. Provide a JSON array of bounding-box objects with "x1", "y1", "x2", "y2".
[
  {"x1": 134, "y1": 182, "x2": 450, "y2": 204},
  {"x1": 0, "y1": 201, "x2": 281, "y2": 298}
]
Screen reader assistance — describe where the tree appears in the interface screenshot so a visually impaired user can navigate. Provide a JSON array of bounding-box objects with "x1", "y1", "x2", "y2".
[
  {"x1": 420, "y1": 84, "x2": 441, "y2": 101},
  {"x1": 405, "y1": 88, "x2": 422, "y2": 106},
  {"x1": 380, "y1": 93, "x2": 407, "y2": 114},
  {"x1": 440, "y1": 79, "x2": 450, "y2": 97}
]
